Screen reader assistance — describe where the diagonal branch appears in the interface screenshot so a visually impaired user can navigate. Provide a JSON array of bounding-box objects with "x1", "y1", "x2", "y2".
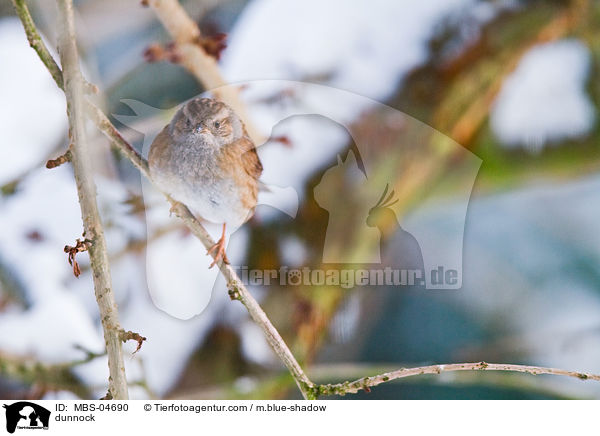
[
  {"x1": 86, "y1": 105, "x2": 316, "y2": 398},
  {"x1": 55, "y1": 0, "x2": 128, "y2": 399}
]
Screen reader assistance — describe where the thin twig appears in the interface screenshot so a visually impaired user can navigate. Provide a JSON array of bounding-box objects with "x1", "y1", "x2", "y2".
[
  {"x1": 46, "y1": 149, "x2": 72, "y2": 169},
  {"x1": 168, "y1": 203, "x2": 315, "y2": 398},
  {"x1": 85, "y1": 103, "x2": 149, "y2": 174},
  {"x1": 119, "y1": 329, "x2": 147, "y2": 354},
  {"x1": 315, "y1": 361, "x2": 600, "y2": 397},
  {"x1": 55, "y1": 0, "x2": 128, "y2": 399}
]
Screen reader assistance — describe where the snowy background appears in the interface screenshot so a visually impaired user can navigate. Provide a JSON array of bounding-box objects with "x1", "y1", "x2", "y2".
[{"x1": 1, "y1": 0, "x2": 600, "y2": 399}]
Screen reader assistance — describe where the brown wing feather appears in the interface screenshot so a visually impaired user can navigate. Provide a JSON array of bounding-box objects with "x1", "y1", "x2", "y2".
[
  {"x1": 218, "y1": 135, "x2": 263, "y2": 215},
  {"x1": 225, "y1": 135, "x2": 262, "y2": 180},
  {"x1": 242, "y1": 143, "x2": 263, "y2": 180}
]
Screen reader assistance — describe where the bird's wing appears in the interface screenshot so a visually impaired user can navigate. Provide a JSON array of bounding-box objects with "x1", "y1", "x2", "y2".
[{"x1": 237, "y1": 136, "x2": 263, "y2": 180}]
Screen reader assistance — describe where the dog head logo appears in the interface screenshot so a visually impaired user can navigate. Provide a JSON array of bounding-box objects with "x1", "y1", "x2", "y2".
[{"x1": 2, "y1": 402, "x2": 50, "y2": 433}]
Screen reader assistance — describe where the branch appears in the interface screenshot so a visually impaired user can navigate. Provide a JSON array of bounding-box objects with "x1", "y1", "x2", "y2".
[
  {"x1": 153, "y1": 205, "x2": 315, "y2": 398},
  {"x1": 147, "y1": 0, "x2": 200, "y2": 43},
  {"x1": 315, "y1": 361, "x2": 600, "y2": 397},
  {"x1": 55, "y1": 0, "x2": 128, "y2": 399},
  {"x1": 46, "y1": 149, "x2": 72, "y2": 169},
  {"x1": 146, "y1": 0, "x2": 264, "y2": 144}
]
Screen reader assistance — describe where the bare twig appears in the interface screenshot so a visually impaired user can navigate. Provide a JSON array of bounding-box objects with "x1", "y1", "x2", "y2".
[
  {"x1": 168, "y1": 203, "x2": 315, "y2": 398},
  {"x1": 85, "y1": 103, "x2": 149, "y2": 174},
  {"x1": 46, "y1": 149, "x2": 72, "y2": 169},
  {"x1": 55, "y1": 0, "x2": 128, "y2": 399},
  {"x1": 148, "y1": 0, "x2": 200, "y2": 43},
  {"x1": 315, "y1": 361, "x2": 600, "y2": 397},
  {"x1": 120, "y1": 330, "x2": 147, "y2": 354}
]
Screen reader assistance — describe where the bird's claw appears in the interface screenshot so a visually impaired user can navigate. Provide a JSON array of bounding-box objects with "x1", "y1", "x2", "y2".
[{"x1": 207, "y1": 236, "x2": 229, "y2": 268}]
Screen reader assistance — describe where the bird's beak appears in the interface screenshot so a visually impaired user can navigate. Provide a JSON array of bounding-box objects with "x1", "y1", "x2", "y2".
[{"x1": 199, "y1": 128, "x2": 210, "y2": 135}]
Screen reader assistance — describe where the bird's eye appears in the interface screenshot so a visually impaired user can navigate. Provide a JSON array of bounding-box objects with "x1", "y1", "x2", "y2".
[{"x1": 213, "y1": 121, "x2": 221, "y2": 129}]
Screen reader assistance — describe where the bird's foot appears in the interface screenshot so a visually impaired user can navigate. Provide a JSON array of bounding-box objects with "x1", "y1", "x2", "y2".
[{"x1": 206, "y1": 229, "x2": 229, "y2": 268}]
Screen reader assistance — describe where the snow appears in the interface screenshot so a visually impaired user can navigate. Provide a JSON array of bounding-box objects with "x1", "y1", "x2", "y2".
[
  {"x1": 278, "y1": 235, "x2": 309, "y2": 267},
  {"x1": 42, "y1": 390, "x2": 81, "y2": 400},
  {"x1": 0, "y1": 18, "x2": 67, "y2": 185},
  {"x1": 490, "y1": 39, "x2": 596, "y2": 151},
  {"x1": 222, "y1": 0, "x2": 493, "y2": 102},
  {"x1": 0, "y1": 292, "x2": 103, "y2": 363},
  {"x1": 0, "y1": 166, "x2": 82, "y2": 304},
  {"x1": 237, "y1": 320, "x2": 276, "y2": 365}
]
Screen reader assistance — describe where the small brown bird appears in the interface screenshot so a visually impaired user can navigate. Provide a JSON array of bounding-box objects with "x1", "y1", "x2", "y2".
[{"x1": 149, "y1": 97, "x2": 263, "y2": 267}]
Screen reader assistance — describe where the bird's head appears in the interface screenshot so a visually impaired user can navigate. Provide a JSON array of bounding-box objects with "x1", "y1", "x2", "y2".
[{"x1": 170, "y1": 97, "x2": 244, "y2": 148}]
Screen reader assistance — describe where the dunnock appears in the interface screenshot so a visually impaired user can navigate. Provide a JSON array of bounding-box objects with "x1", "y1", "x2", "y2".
[{"x1": 149, "y1": 97, "x2": 263, "y2": 267}]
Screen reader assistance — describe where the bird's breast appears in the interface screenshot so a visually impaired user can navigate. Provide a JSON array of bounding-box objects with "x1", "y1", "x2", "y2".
[{"x1": 149, "y1": 134, "x2": 258, "y2": 227}]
